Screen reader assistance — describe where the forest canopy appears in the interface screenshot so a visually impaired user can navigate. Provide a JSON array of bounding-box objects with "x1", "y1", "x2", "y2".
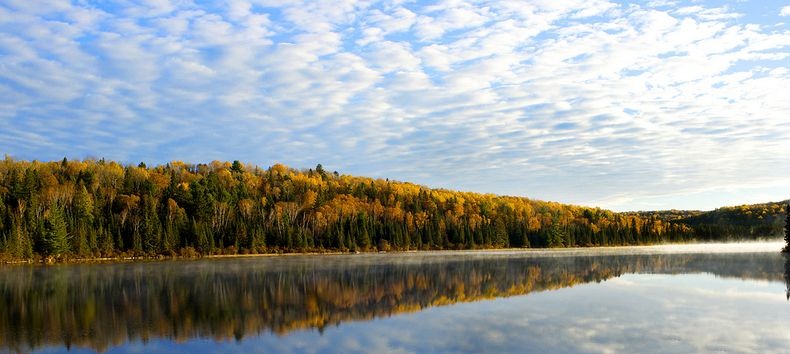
[{"x1": 0, "y1": 157, "x2": 784, "y2": 260}]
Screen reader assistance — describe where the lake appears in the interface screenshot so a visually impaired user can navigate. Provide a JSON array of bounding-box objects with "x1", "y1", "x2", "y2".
[{"x1": 2, "y1": 242, "x2": 789, "y2": 353}]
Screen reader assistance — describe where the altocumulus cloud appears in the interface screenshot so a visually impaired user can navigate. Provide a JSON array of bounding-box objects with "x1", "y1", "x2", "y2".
[{"x1": 1, "y1": 0, "x2": 789, "y2": 211}]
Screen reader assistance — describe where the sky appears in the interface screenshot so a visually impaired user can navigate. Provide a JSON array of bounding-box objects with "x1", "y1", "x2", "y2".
[{"x1": 1, "y1": 0, "x2": 789, "y2": 212}]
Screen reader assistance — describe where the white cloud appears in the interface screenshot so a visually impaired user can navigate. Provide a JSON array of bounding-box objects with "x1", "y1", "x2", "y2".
[
  {"x1": 364, "y1": 41, "x2": 421, "y2": 73},
  {"x1": 781, "y1": 6, "x2": 790, "y2": 17},
  {"x1": 359, "y1": 6, "x2": 417, "y2": 44},
  {"x1": 418, "y1": 44, "x2": 453, "y2": 71},
  {"x1": 570, "y1": 0, "x2": 618, "y2": 19},
  {"x1": 1, "y1": 0, "x2": 789, "y2": 210},
  {"x1": 414, "y1": 1, "x2": 491, "y2": 41}
]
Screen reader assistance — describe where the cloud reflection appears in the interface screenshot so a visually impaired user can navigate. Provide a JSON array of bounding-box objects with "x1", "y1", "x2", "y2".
[{"x1": 0, "y1": 250, "x2": 785, "y2": 353}]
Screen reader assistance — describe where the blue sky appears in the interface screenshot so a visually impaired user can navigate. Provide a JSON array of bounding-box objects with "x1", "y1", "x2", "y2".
[{"x1": 1, "y1": 0, "x2": 789, "y2": 211}]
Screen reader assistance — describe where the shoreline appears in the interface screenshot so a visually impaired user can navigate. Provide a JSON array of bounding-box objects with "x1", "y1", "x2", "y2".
[{"x1": 1, "y1": 239, "x2": 783, "y2": 265}]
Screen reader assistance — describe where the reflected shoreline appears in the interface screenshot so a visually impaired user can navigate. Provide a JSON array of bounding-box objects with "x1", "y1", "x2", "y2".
[
  {"x1": 785, "y1": 253, "x2": 790, "y2": 301},
  {"x1": 0, "y1": 250, "x2": 787, "y2": 353},
  {"x1": 4, "y1": 241, "x2": 784, "y2": 266}
]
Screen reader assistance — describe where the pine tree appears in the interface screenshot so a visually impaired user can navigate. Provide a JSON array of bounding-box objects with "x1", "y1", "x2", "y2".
[
  {"x1": 547, "y1": 217, "x2": 565, "y2": 248},
  {"x1": 231, "y1": 160, "x2": 244, "y2": 174},
  {"x1": 43, "y1": 205, "x2": 70, "y2": 256},
  {"x1": 73, "y1": 185, "x2": 94, "y2": 256}
]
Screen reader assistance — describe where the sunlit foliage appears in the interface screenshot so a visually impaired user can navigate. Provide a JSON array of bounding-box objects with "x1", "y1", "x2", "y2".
[{"x1": 0, "y1": 157, "x2": 782, "y2": 260}]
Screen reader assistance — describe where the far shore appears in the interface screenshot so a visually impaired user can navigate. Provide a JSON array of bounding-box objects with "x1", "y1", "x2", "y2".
[{"x1": 1, "y1": 239, "x2": 783, "y2": 266}]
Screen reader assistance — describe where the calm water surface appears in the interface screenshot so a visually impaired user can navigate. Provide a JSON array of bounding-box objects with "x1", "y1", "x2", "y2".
[{"x1": 2, "y1": 242, "x2": 789, "y2": 353}]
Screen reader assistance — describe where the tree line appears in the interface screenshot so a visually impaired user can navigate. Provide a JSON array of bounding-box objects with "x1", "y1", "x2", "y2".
[
  {"x1": 627, "y1": 201, "x2": 788, "y2": 241},
  {"x1": 0, "y1": 158, "x2": 783, "y2": 260}
]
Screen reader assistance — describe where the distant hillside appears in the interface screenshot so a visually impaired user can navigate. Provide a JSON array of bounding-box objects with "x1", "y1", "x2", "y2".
[
  {"x1": 676, "y1": 202, "x2": 787, "y2": 240},
  {"x1": 627, "y1": 201, "x2": 788, "y2": 240}
]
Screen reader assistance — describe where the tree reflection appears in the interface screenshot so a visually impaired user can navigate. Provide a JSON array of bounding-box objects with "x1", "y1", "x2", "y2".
[
  {"x1": 784, "y1": 253, "x2": 790, "y2": 301},
  {"x1": 0, "y1": 252, "x2": 784, "y2": 353}
]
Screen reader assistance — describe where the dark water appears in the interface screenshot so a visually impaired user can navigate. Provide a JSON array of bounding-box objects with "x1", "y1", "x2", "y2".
[{"x1": 2, "y1": 243, "x2": 789, "y2": 354}]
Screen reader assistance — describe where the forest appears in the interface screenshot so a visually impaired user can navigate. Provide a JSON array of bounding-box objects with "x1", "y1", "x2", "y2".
[{"x1": 0, "y1": 157, "x2": 785, "y2": 260}]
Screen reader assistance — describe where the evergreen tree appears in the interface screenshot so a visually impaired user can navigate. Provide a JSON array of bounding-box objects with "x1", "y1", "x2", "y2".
[
  {"x1": 547, "y1": 217, "x2": 565, "y2": 248},
  {"x1": 231, "y1": 160, "x2": 243, "y2": 174},
  {"x1": 43, "y1": 205, "x2": 70, "y2": 256}
]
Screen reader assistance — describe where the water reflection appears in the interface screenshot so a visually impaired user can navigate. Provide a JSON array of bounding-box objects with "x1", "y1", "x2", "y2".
[
  {"x1": 785, "y1": 254, "x2": 790, "y2": 301},
  {"x1": 0, "y1": 251, "x2": 786, "y2": 353}
]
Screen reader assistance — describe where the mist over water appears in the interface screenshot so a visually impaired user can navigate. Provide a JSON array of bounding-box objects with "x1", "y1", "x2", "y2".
[{"x1": 433, "y1": 240, "x2": 786, "y2": 257}]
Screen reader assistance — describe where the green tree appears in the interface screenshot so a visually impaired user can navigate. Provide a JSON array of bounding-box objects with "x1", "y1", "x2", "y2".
[
  {"x1": 73, "y1": 185, "x2": 95, "y2": 255},
  {"x1": 231, "y1": 160, "x2": 243, "y2": 174},
  {"x1": 43, "y1": 205, "x2": 70, "y2": 256},
  {"x1": 547, "y1": 217, "x2": 566, "y2": 248}
]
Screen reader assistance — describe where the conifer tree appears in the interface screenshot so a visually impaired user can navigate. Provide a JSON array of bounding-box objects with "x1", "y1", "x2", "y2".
[{"x1": 43, "y1": 205, "x2": 70, "y2": 256}]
